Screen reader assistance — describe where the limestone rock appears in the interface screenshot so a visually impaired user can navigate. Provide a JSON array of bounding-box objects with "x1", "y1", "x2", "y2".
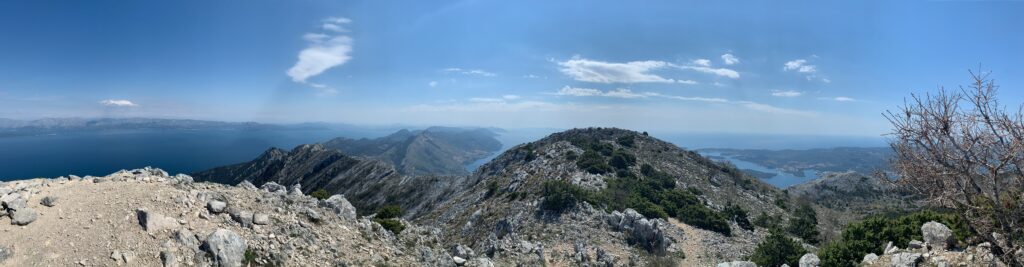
[
  {"x1": 207, "y1": 200, "x2": 227, "y2": 214},
  {"x1": 10, "y1": 208, "x2": 38, "y2": 225},
  {"x1": 862, "y1": 253, "x2": 879, "y2": 264},
  {"x1": 922, "y1": 221, "x2": 953, "y2": 250},
  {"x1": 40, "y1": 196, "x2": 58, "y2": 207},
  {"x1": 203, "y1": 229, "x2": 246, "y2": 267},
  {"x1": 890, "y1": 252, "x2": 922, "y2": 267},
  {"x1": 253, "y1": 213, "x2": 270, "y2": 225},
  {"x1": 321, "y1": 194, "x2": 357, "y2": 221},
  {"x1": 136, "y1": 208, "x2": 179, "y2": 232},
  {"x1": 799, "y1": 253, "x2": 820, "y2": 267}
]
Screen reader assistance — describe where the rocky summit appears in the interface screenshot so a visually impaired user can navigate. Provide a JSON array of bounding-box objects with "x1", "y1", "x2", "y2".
[{"x1": 0, "y1": 167, "x2": 466, "y2": 266}]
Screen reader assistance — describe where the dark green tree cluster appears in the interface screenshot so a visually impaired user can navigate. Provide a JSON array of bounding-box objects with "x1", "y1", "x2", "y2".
[
  {"x1": 787, "y1": 203, "x2": 821, "y2": 244},
  {"x1": 723, "y1": 203, "x2": 753, "y2": 231},
  {"x1": 310, "y1": 188, "x2": 331, "y2": 200},
  {"x1": 372, "y1": 205, "x2": 405, "y2": 235},
  {"x1": 750, "y1": 230, "x2": 807, "y2": 267},
  {"x1": 817, "y1": 211, "x2": 971, "y2": 267},
  {"x1": 541, "y1": 162, "x2": 734, "y2": 236}
]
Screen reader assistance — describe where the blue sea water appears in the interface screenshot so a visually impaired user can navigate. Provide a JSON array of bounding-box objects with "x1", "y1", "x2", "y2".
[{"x1": 0, "y1": 129, "x2": 389, "y2": 180}]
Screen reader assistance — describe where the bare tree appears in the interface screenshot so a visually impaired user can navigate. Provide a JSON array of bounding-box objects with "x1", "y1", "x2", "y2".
[{"x1": 886, "y1": 70, "x2": 1024, "y2": 265}]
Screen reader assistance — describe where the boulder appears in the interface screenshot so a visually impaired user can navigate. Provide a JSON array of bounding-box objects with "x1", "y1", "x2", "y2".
[
  {"x1": 261, "y1": 182, "x2": 286, "y2": 193},
  {"x1": 1, "y1": 194, "x2": 26, "y2": 211},
  {"x1": 207, "y1": 201, "x2": 227, "y2": 214},
  {"x1": 884, "y1": 241, "x2": 899, "y2": 254},
  {"x1": 253, "y1": 213, "x2": 270, "y2": 225},
  {"x1": 922, "y1": 221, "x2": 953, "y2": 250},
  {"x1": 40, "y1": 196, "x2": 58, "y2": 207},
  {"x1": 606, "y1": 209, "x2": 671, "y2": 254},
  {"x1": 321, "y1": 195, "x2": 357, "y2": 220},
  {"x1": 136, "y1": 208, "x2": 179, "y2": 232},
  {"x1": 862, "y1": 253, "x2": 879, "y2": 264},
  {"x1": 228, "y1": 208, "x2": 253, "y2": 227},
  {"x1": 451, "y1": 244, "x2": 475, "y2": 258},
  {"x1": 9, "y1": 208, "x2": 38, "y2": 225},
  {"x1": 799, "y1": 253, "x2": 820, "y2": 267},
  {"x1": 908, "y1": 240, "x2": 924, "y2": 250},
  {"x1": 237, "y1": 180, "x2": 257, "y2": 190},
  {"x1": 890, "y1": 253, "x2": 921, "y2": 267},
  {"x1": 453, "y1": 256, "x2": 467, "y2": 266},
  {"x1": 160, "y1": 250, "x2": 177, "y2": 267},
  {"x1": 203, "y1": 229, "x2": 247, "y2": 267},
  {"x1": 717, "y1": 261, "x2": 757, "y2": 267}
]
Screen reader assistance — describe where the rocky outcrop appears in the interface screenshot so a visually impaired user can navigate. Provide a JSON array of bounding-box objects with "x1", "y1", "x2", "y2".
[
  {"x1": 922, "y1": 221, "x2": 953, "y2": 250},
  {"x1": 863, "y1": 221, "x2": 1005, "y2": 267},
  {"x1": 192, "y1": 144, "x2": 466, "y2": 218},
  {"x1": 606, "y1": 209, "x2": 672, "y2": 254},
  {"x1": 799, "y1": 253, "x2": 820, "y2": 267},
  {"x1": 0, "y1": 167, "x2": 462, "y2": 266}
]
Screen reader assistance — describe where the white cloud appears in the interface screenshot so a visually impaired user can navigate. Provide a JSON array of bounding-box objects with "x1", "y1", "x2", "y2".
[
  {"x1": 783, "y1": 59, "x2": 817, "y2": 73},
  {"x1": 833, "y1": 96, "x2": 856, "y2": 102},
  {"x1": 502, "y1": 94, "x2": 521, "y2": 100},
  {"x1": 557, "y1": 58, "x2": 677, "y2": 83},
  {"x1": 99, "y1": 99, "x2": 138, "y2": 107},
  {"x1": 553, "y1": 86, "x2": 812, "y2": 116},
  {"x1": 557, "y1": 57, "x2": 738, "y2": 83},
  {"x1": 442, "y1": 68, "x2": 497, "y2": 77},
  {"x1": 428, "y1": 81, "x2": 438, "y2": 87},
  {"x1": 407, "y1": 100, "x2": 569, "y2": 112},
  {"x1": 771, "y1": 90, "x2": 803, "y2": 97},
  {"x1": 321, "y1": 17, "x2": 351, "y2": 32},
  {"x1": 681, "y1": 66, "x2": 740, "y2": 79},
  {"x1": 287, "y1": 17, "x2": 354, "y2": 87},
  {"x1": 721, "y1": 54, "x2": 740, "y2": 65}
]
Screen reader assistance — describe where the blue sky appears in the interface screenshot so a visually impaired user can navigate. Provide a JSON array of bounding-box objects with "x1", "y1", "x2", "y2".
[{"x1": 0, "y1": 0, "x2": 1021, "y2": 136}]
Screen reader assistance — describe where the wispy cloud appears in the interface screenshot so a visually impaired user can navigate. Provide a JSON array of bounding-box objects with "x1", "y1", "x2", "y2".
[
  {"x1": 321, "y1": 17, "x2": 351, "y2": 32},
  {"x1": 721, "y1": 53, "x2": 740, "y2": 65},
  {"x1": 832, "y1": 96, "x2": 856, "y2": 102},
  {"x1": 99, "y1": 99, "x2": 138, "y2": 107},
  {"x1": 556, "y1": 57, "x2": 732, "y2": 83},
  {"x1": 407, "y1": 100, "x2": 570, "y2": 112},
  {"x1": 428, "y1": 81, "x2": 438, "y2": 87},
  {"x1": 771, "y1": 90, "x2": 803, "y2": 97},
  {"x1": 502, "y1": 94, "x2": 521, "y2": 100},
  {"x1": 783, "y1": 59, "x2": 816, "y2": 73},
  {"x1": 553, "y1": 86, "x2": 812, "y2": 116},
  {"x1": 286, "y1": 17, "x2": 354, "y2": 93},
  {"x1": 442, "y1": 68, "x2": 497, "y2": 77},
  {"x1": 691, "y1": 59, "x2": 712, "y2": 67},
  {"x1": 557, "y1": 57, "x2": 677, "y2": 83},
  {"x1": 680, "y1": 65, "x2": 740, "y2": 79}
]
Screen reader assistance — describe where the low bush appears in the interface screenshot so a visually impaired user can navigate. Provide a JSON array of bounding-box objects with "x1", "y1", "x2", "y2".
[
  {"x1": 750, "y1": 230, "x2": 807, "y2": 267},
  {"x1": 376, "y1": 205, "x2": 403, "y2": 219},
  {"x1": 310, "y1": 188, "x2": 331, "y2": 200},
  {"x1": 540, "y1": 180, "x2": 590, "y2": 213},
  {"x1": 373, "y1": 218, "x2": 405, "y2": 235},
  {"x1": 787, "y1": 203, "x2": 820, "y2": 244},
  {"x1": 609, "y1": 150, "x2": 637, "y2": 170},
  {"x1": 724, "y1": 203, "x2": 753, "y2": 231}
]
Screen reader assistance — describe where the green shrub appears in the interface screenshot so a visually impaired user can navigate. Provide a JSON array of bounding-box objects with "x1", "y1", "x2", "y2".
[
  {"x1": 540, "y1": 180, "x2": 589, "y2": 213},
  {"x1": 310, "y1": 188, "x2": 331, "y2": 200},
  {"x1": 376, "y1": 205, "x2": 403, "y2": 219},
  {"x1": 485, "y1": 180, "x2": 500, "y2": 198},
  {"x1": 577, "y1": 150, "x2": 613, "y2": 174},
  {"x1": 616, "y1": 135, "x2": 636, "y2": 147},
  {"x1": 817, "y1": 210, "x2": 971, "y2": 267},
  {"x1": 609, "y1": 150, "x2": 637, "y2": 170},
  {"x1": 243, "y1": 248, "x2": 258, "y2": 265},
  {"x1": 565, "y1": 150, "x2": 578, "y2": 160},
  {"x1": 787, "y1": 203, "x2": 820, "y2": 244},
  {"x1": 373, "y1": 218, "x2": 405, "y2": 235},
  {"x1": 753, "y1": 212, "x2": 784, "y2": 230},
  {"x1": 750, "y1": 230, "x2": 807, "y2": 267},
  {"x1": 724, "y1": 203, "x2": 754, "y2": 231}
]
